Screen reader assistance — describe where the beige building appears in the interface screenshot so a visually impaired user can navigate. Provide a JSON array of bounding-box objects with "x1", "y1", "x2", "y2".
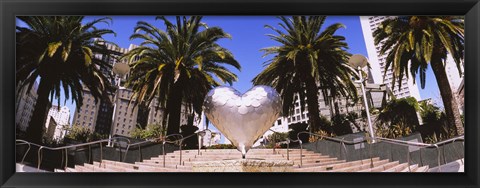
[
  {"x1": 73, "y1": 43, "x2": 202, "y2": 138},
  {"x1": 44, "y1": 116, "x2": 58, "y2": 141},
  {"x1": 72, "y1": 86, "x2": 101, "y2": 132}
]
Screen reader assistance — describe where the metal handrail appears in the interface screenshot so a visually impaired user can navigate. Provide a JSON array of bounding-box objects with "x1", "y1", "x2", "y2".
[
  {"x1": 15, "y1": 140, "x2": 31, "y2": 164},
  {"x1": 158, "y1": 130, "x2": 212, "y2": 168},
  {"x1": 16, "y1": 136, "x2": 131, "y2": 172},
  {"x1": 376, "y1": 135, "x2": 465, "y2": 171},
  {"x1": 122, "y1": 137, "x2": 163, "y2": 163},
  {"x1": 294, "y1": 131, "x2": 464, "y2": 171}
]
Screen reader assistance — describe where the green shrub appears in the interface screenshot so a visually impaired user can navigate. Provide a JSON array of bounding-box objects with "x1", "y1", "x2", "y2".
[
  {"x1": 130, "y1": 124, "x2": 165, "y2": 140},
  {"x1": 207, "y1": 144, "x2": 236, "y2": 149}
]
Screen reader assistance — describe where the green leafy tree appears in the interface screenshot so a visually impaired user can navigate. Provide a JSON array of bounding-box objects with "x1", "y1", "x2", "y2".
[
  {"x1": 122, "y1": 16, "x2": 241, "y2": 135},
  {"x1": 418, "y1": 101, "x2": 454, "y2": 141},
  {"x1": 253, "y1": 16, "x2": 358, "y2": 133},
  {"x1": 16, "y1": 16, "x2": 118, "y2": 144},
  {"x1": 373, "y1": 16, "x2": 464, "y2": 135},
  {"x1": 375, "y1": 97, "x2": 420, "y2": 138}
]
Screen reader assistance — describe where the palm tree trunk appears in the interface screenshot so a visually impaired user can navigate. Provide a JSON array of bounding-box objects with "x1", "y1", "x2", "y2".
[
  {"x1": 25, "y1": 79, "x2": 51, "y2": 144},
  {"x1": 166, "y1": 83, "x2": 183, "y2": 136},
  {"x1": 305, "y1": 77, "x2": 322, "y2": 133},
  {"x1": 430, "y1": 59, "x2": 464, "y2": 135}
]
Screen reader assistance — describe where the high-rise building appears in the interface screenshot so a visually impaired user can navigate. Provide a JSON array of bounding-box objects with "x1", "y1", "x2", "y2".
[
  {"x1": 15, "y1": 82, "x2": 39, "y2": 132},
  {"x1": 72, "y1": 86, "x2": 101, "y2": 132},
  {"x1": 44, "y1": 105, "x2": 71, "y2": 140},
  {"x1": 360, "y1": 16, "x2": 421, "y2": 101},
  {"x1": 74, "y1": 43, "x2": 202, "y2": 138}
]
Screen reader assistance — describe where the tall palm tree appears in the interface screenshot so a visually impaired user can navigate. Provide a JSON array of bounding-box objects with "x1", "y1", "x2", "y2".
[
  {"x1": 253, "y1": 16, "x2": 358, "y2": 133},
  {"x1": 122, "y1": 16, "x2": 241, "y2": 136},
  {"x1": 16, "y1": 16, "x2": 119, "y2": 144},
  {"x1": 375, "y1": 97, "x2": 420, "y2": 138},
  {"x1": 373, "y1": 16, "x2": 464, "y2": 135}
]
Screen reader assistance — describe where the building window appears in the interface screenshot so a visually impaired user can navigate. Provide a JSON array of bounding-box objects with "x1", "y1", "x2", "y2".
[
  {"x1": 277, "y1": 120, "x2": 281, "y2": 125},
  {"x1": 292, "y1": 116, "x2": 296, "y2": 121}
]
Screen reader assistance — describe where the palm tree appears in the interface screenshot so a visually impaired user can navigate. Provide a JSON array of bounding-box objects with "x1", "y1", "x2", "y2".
[
  {"x1": 253, "y1": 16, "x2": 358, "y2": 133},
  {"x1": 122, "y1": 16, "x2": 241, "y2": 136},
  {"x1": 16, "y1": 16, "x2": 119, "y2": 144},
  {"x1": 373, "y1": 16, "x2": 464, "y2": 135},
  {"x1": 375, "y1": 97, "x2": 420, "y2": 138}
]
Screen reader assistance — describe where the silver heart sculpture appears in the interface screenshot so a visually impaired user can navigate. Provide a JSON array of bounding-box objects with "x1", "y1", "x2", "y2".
[{"x1": 203, "y1": 85, "x2": 282, "y2": 158}]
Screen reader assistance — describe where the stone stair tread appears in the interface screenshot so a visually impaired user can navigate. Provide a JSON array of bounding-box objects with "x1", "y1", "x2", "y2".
[
  {"x1": 293, "y1": 157, "x2": 381, "y2": 172},
  {"x1": 358, "y1": 161, "x2": 399, "y2": 172},
  {"x1": 415, "y1": 166, "x2": 429, "y2": 172},
  {"x1": 400, "y1": 164, "x2": 419, "y2": 172},
  {"x1": 382, "y1": 162, "x2": 409, "y2": 172},
  {"x1": 328, "y1": 159, "x2": 389, "y2": 172}
]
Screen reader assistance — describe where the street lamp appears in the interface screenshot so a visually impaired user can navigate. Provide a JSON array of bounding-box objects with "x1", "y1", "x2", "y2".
[
  {"x1": 108, "y1": 63, "x2": 131, "y2": 146},
  {"x1": 348, "y1": 54, "x2": 376, "y2": 143}
]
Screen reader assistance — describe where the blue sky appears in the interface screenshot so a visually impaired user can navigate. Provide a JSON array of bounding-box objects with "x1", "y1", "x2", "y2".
[{"x1": 18, "y1": 16, "x2": 442, "y2": 125}]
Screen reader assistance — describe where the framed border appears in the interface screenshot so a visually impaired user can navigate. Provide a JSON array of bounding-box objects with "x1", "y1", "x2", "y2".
[{"x1": 1, "y1": 0, "x2": 479, "y2": 187}]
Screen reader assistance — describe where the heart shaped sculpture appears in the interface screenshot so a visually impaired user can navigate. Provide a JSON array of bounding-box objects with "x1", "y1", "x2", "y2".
[{"x1": 203, "y1": 85, "x2": 282, "y2": 158}]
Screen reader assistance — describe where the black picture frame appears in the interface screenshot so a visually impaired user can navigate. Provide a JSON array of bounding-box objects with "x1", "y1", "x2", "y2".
[{"x1": 1, "y1": 0, "x2": 479, "y2": 187}]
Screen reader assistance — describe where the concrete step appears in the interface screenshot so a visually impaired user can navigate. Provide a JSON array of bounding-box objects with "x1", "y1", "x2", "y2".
[
  {"x1": 136, "y1": 162, "x2": 192, "y2": 171},
  {"x1": 293, "y1": 160, "x2": 347, "y2": 168},
  {"x1": 293, "y1": 158, "x2": 381, "y2": 172},
  {"x1": 358, "y1": 161, "x2": 400, "y2": 172},
  {"x1": 93, "y1": 161, "x2": 132, "y2": 172},
  {"x1": 330, "y1": 159, "x2": 390, "y2": 172},
  {"x1": 400, "y1": 164, "x2": 419, "y2": 172},
  {"x1": 82, "y1": 163, "x2": 118, "y2": 172},
  {"x1": 382, "y1": 162, "x2": 409, "y2": 172},
  {"x1": 415, "y1": 165, "x2": 429, "y2": 172},
  {"x1": 100, "y1": 160, "x2": 188, "y2": 172}
]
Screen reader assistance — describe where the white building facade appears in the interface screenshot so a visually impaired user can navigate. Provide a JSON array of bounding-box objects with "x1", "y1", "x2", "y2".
[
  {"x1": 45, "y1": 106, "x2": 71, "y2": 140},
  {"x1": 360, "y1": 16, "x2": 421, "y2": 101}
]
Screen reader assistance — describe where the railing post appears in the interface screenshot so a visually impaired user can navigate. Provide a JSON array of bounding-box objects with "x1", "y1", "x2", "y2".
[
  {"x1": 369, "y1": 142, "x2": 373, "y2": 168},
  {"x1": 64, "y1": 148, "x2": 68, "y2": 170},
  {"x1": 179, "y1": 141, "x2": 183, "y2": 166},
  {"x1": 88, "y1": 145, "x2": 92, "y2": 164},
  {"x1": 123, "y1": 144, "x2": 130, "y2": 162},
  {"x1": 61, "y1": 149, "x2": 64, "y2": 170},
  {"x1": 299, "y1": 140, "x2": 303, "y2": 167},
  {"x1": 138, "y1": 145, "x2": 142, "y2": 162},
  {"x1": 435, "y1": 144, "x2": 441, "y2": 172},
  {"x1": 286, "y1": 139, "x2": 290, "y2": 160},
  {"x1": 22, "y1": 142, "x2": 31, "y2": 164},
  {"x1": 198, "y1": 133, "x2": 201, "y2": 155},
  {"x1": 37, "y1": 147, "x2": 43, "y2": 171},
  {"x1": 407, "y1": 150, "x2": 411, "y2": 172},
  {"x1": 163, "y1": 141, "x2": 166, "y2": 168},
  {"x1": 273, "y1": 134, "x2": 276, "y2": 154},
  {"x1": 442, "y1": 145, "x2": 447, "y2": 165},
  {"x1": 419, "y1": 148, "x2": 423, "y2": 166},
  {"x1": 99, "y1": 143, "x2": 103, "y2": 167}
]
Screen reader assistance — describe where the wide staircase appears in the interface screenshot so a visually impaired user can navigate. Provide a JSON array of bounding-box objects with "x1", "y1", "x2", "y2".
[{"x1": 56, "y1": 149, "x2": 429, "y2": 172}]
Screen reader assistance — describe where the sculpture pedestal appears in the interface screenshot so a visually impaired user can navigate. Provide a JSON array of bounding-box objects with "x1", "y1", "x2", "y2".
[{"x1": 192, "y1": 159, "x2": 294, "y2": 172}]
